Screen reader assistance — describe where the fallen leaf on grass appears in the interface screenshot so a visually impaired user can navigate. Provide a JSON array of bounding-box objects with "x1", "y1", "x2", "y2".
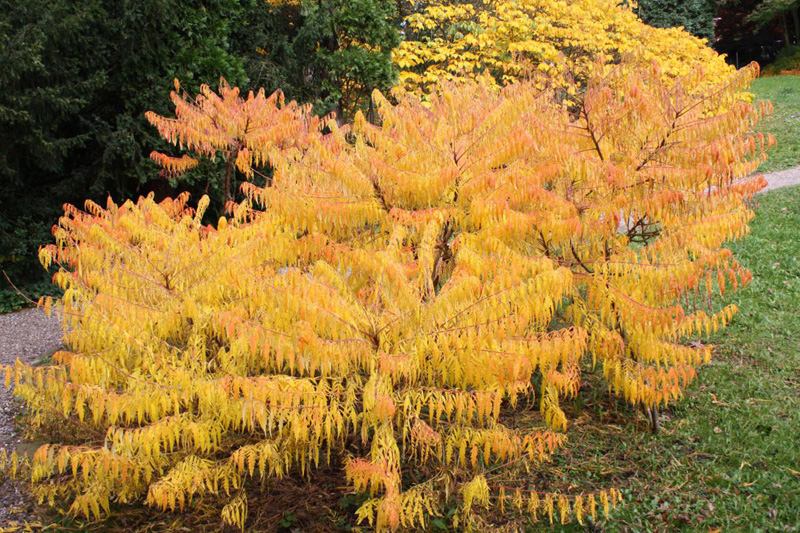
[
  {"x1": 713, "y1": 426, "x2": 723, "y2": 434},
  {"x1": 710, "y1": 393, "x2": 730, "y2": 406}
]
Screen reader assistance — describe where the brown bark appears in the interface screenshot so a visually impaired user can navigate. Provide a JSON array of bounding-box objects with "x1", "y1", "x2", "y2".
[
  {"x1": 224, "y1": 157, "x2": 233, "y2": 207},
  {"x1": 781, "y1": 12, "x2": 791, "y2": 47}
]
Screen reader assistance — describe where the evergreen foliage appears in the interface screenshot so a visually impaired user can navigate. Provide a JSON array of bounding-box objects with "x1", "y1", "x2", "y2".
[
  {"x1": 636, "y1": 0, "x2": 718, "y2": 41},
  {"x1": 237, "y1": 0, "x2": 400, "y2": 120},
  {"x1": 0, "y1": 0, "x2": 250, "y2": 287},
  {"x1": 290, "y1": 0, "x2": 400, "y2": 119}
]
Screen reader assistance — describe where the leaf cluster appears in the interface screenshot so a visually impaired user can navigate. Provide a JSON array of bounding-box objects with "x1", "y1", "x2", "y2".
[{"x1": 393, "y1": 0, "x2": 736, "y2": 95}]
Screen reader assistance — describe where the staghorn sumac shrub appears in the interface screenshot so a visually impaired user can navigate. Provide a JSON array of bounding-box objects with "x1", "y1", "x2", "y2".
[
  {"x1": 3, "y1": 60, "x2": 773, "y2": 531},
  {"x1": 145, "y1": 79, "x2": 321, "y2": 205}
]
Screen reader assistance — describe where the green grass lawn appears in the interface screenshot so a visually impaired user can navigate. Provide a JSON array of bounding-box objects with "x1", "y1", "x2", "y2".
[
  {"x1": 529, "y1": 186, "x2": 800, "y2": 532},
  {"x1": 752, "y1": 76, "x2": 800, "y2": 173}
]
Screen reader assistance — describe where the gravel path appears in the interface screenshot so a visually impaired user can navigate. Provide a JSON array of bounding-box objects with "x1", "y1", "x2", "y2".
[
  {"x1": 759, "y1": 165, "x2": 800, "y2": 193},
  {"x1": 0, "y1": 309, "x2": 64, "y2": 527},
  {"x1": 0, "y1": 165, "x2": 796, "y2": 527}
]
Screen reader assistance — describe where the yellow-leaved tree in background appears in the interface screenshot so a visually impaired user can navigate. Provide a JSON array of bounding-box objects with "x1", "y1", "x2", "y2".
[
  {"x1": 2, "y1": 58, "x2": 773, "y2": 530},
  {"x1": 394, "y1": 0, "x2": 736, "y2": 94}
]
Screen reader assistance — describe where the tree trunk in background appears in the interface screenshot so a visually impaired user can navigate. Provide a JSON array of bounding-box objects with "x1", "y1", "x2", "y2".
[
  {"x1": 781, "y1": 12, "x2": 791, "y2": 47},
  {"x1": 791, "y1": 6, "x2": 800, "y2": 45},
  {"x1": 224, "y1": 157, "x2": 233, "y2": 207}
]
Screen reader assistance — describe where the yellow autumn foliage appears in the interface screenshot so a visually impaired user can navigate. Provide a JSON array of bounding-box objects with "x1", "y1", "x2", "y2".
[
  {"x1": 2, "y1": 59, "x2": 772, "y2": 531},
  {"x1": 394, "y1": 0, "x2": 736, "y2": 94}
]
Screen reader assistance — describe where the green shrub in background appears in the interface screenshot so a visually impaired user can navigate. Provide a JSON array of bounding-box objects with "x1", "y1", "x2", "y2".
[
  {"x1": 0, "y1": 282, "x2": 63, "y2": 314},
  {"x1": 763, "y1": 44, "x2": 800, "y2": 74},
  {"x1": 636, "y1": 0, "x2": 717, "y2": 41}
]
